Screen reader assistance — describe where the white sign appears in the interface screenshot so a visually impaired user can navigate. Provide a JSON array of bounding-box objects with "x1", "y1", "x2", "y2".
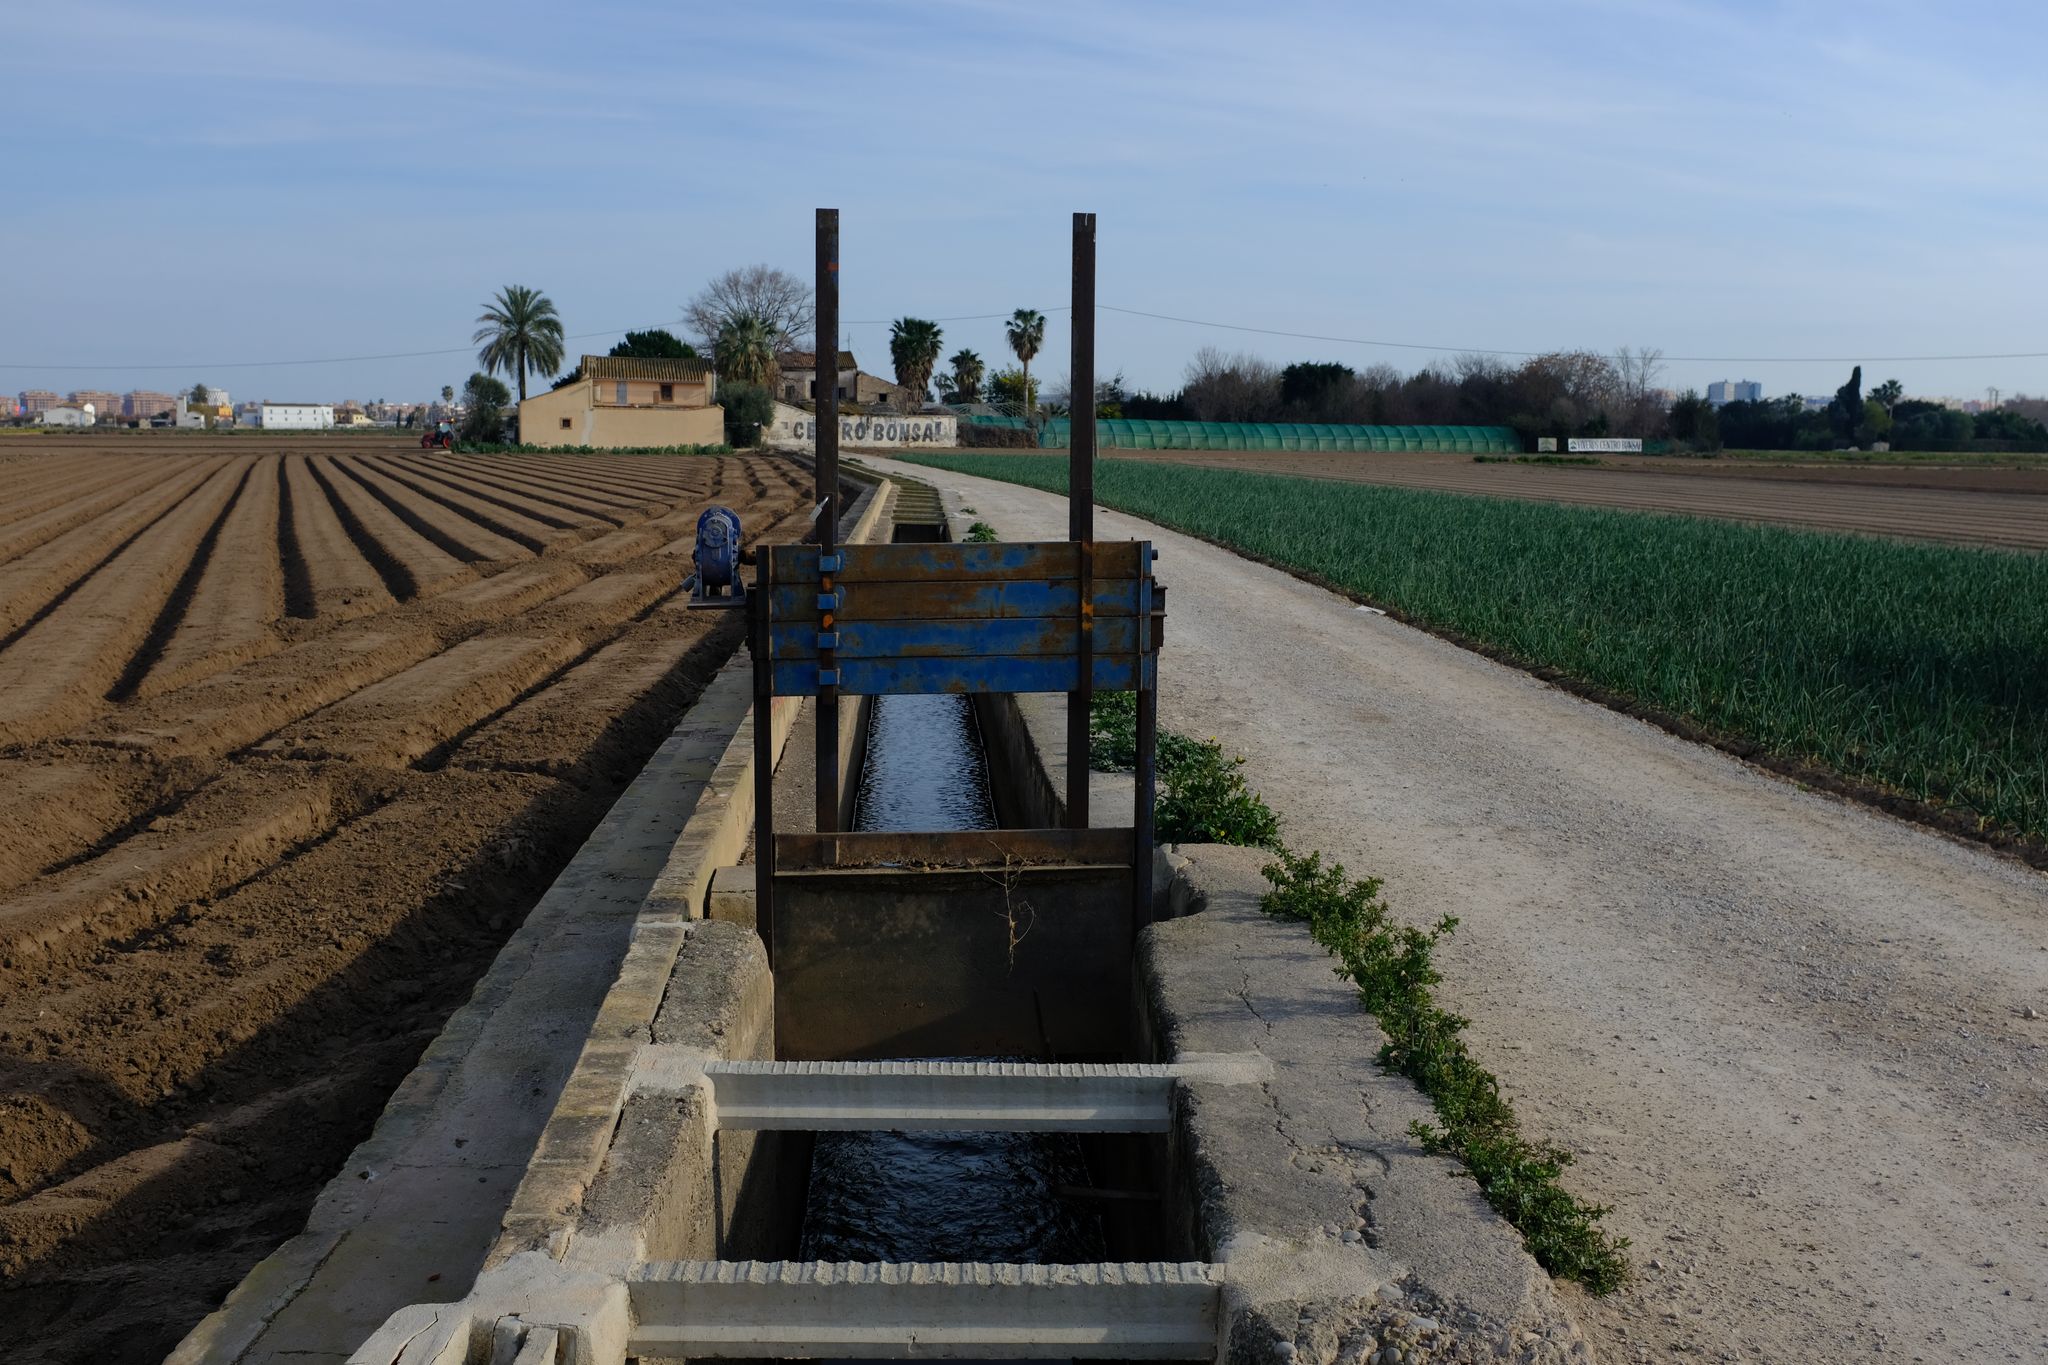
[
  {"x1": 1567, "y1": 437, "x2": 1643, "y2": 453},
  {"x1": 766, "y1": 401, "x2": 957, "y2": 450},
  {"x1": 1536, "y1": 437, "x2": 1558, "y2": 452}
]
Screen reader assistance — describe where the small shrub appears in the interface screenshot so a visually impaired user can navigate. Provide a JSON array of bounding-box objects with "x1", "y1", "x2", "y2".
[
  {"x1": 963, "y1": 521, "x2": 999, "y2": 542},
  {"x1": 959, "y1": 422, "x2": 1035, "y2": 449},
  {"x1": 721, "y1": 382, "x2": 775, "y2": 446}
]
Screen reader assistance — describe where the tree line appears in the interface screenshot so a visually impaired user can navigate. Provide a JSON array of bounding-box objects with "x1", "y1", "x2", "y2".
[{"x1": 459, "y1": 278, "x2": 2048, "y2": 451}]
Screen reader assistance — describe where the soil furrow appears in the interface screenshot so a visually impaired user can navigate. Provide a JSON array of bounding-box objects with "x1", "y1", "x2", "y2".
[
  {"x1": 0, "y1": 445, "x2": 806, "y2": 1363},
  {"x1": 370, "y1": 453, "x2": 615, "y2": 529},
  {"x1": 0, "y1": 754, "x2": 193, "y2": 898},
  {"x1": 305, "y1": 456, "x2": 476, "y2": 594},
  {"x1": 449, "y1": 602, "x2": 734, "y2": 785},
  {"x1": 0, "y1": 464, "x2": 246, "y2": 748},
  {"x1": 256, "y1": 635, "x2": 587, "y2": 767},
  {"x1": 106, "y1": 462, "x2": 261, "y2": 703},
  {"x1": 0, "y1": 458, "x2": 141, "y2": 523},
  {"x1": 0, "y1": 768, "x2": 571, "y2": 1219},
  {"x1": 327, "y1": 456, "x2": 532, "y2": 562},
  {"x1": 279, "y1": 458, "x2": 392, "y2": 620},
  {"x1": 339, "y1": 456, "x2": 567, "y2": 553},
  {"x1": 0, "y1": 761, "x2": 386, "y2": 994},
  {"x1": 0, "y1": 459, "x2": 226, "y2": 639},
  {"x1": 454, "y1": 453, "x2": 712, "y2": 502},
  {"x1": 134, "y1": 460, "x2": 288, "y2": 699},
  {"x1": 417, "y1": 455, "x2": 673, "y2": 519},
  {"x1": 0, "y1": 459, "x2": 203, "y2": 562}
]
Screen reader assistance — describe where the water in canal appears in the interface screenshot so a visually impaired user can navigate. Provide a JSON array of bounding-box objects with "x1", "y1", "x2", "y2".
[{"x1": 800, "y1": 692, "x2": 1107, "y2": 1264}]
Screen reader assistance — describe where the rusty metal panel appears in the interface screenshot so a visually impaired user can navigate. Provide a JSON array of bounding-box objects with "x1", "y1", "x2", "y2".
[
  {"x1": 766, "y1": 578, "x2": 1143, "y2": 622},
  {"x1": 771, "y1": 541, "x2": 1145, "y2": 584},
  {"x1": 770, "y1": 617, "x2": 1138, "y2": 661},
  {"x1": 775, "y1": 826, "x2": 1133, "y2": 869},
  {"x1": 770, "y1": 653, "x2": 1149, "y2": 696}
]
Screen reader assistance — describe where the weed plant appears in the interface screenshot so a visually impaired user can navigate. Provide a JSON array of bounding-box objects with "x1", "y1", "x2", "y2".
[
  {"x1": 1086, "y1": 690, "x2": 1625, "y2": 1289},
  {"x1": 1263, "y1": 849, "x2": 1630, "y2": 1292}
]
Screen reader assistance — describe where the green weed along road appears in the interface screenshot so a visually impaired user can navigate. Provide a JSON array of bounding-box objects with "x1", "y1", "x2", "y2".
[{"x1": 904, "y1": 453, "x2": 2048, "y2": 844}]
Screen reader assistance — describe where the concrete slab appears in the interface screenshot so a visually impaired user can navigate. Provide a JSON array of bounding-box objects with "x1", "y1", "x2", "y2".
[
  {"x1": 626, "y1": 1260, "x2": 1223, "y2": 1360},
  {"x1": 169, "y1": 676, "x2": 759, "y2": 1364},
  {"x1": 1146, "y1": 845, "x2": 1589, "y2": 1365}
]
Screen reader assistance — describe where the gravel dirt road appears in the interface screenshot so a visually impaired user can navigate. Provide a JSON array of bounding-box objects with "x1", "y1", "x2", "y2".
[{"x1": 866, "y1": 454, "x2": 2048, "y2": 1364}]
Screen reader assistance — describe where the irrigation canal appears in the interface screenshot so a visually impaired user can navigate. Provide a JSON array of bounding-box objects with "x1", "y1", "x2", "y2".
[{"x1": 800, "y1": 690, "x2": 1111, "y2": 1267}]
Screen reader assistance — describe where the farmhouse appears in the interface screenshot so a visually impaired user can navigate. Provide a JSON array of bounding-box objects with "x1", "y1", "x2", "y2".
[
  {"x1": 518, "y1": 354, "x2": 723, "y2": 449},
  {"x1": 776, "y1": 349, "x2": 918, "y2": 410}
]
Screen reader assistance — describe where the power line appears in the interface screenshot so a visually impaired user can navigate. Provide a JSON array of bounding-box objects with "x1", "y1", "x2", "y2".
[
  {"x1": 842, "y1": 308, "x2": 1072, "y2": 326},
  {"x1": 1095, "y1": 305, "x2": 2048, "y2": 365},
  {"x1": 0, "y1": 320, "x2": 693, "y2": 373},
  {"x1": 4, "y1": 302, "x2": 2043, "y2": 373}
]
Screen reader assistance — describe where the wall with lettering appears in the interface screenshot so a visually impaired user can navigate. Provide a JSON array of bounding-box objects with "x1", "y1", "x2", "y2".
[{"x1": 767, "y1": 401, "x2": 958, "y2": 450}]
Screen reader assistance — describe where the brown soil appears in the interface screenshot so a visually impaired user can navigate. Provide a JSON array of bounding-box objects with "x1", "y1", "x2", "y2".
[
  {"x1": 0, "y1": 439, "x2": 807, "y2": 1363},
  {"x1": 965, "y1": 447, "x2": 2048, "y2": 549}
]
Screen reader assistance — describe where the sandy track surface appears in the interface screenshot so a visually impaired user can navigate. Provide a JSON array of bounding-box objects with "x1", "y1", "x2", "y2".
[
  {"x1": 0, "y1": 446, "x2": 807, "y2": 1363},
  {"x1": 981, "y1": 448, "x2": 2048, "y2": 549},
  {"x1": 872, "y1": 455, "x2": 2048, "y2": 1364}
]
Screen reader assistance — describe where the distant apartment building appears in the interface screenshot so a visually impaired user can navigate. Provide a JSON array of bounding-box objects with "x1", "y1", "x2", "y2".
[
  {"x1": 19, "y1": 389, "x2": 62, "y2": 417},
  {"x1": 69, "y1": 389, "x2": 122, "y2": 417},
  {"x1": 126, "y1": 390, "x2": 179, "y2": 420},
  {"x1": 1705, "y1": 380, "x2": 1762, "y2": 407}
]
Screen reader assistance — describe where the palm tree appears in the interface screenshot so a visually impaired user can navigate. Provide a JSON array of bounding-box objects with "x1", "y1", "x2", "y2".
[
  {"x1": 1005, "y1": 309, "x2": 1046, "y2": 426},
  {"x1": 473, "y1": 285, "x2": 566, "y2": 403},
  {"x1": 946, "y1": 349, "x2": 985, "y2": 403},
  {"x1": 888, "y1": 318, "x2": 944, "y2": 408},
  {"x1": 714, "y1": 312, "x2": 780, "y2": 389},
  {"x1": 441, "y1": 385, "x2": 455, "y2": 405}
]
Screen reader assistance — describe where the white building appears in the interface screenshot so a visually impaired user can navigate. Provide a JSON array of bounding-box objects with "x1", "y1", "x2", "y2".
[
  {"x1": 252, "y1": 402, "x2": 336, "y2": 430},
  {"x1": 42, "y1": 403, "x2": 96, "y2": 427},
  {"x1": 1706, "y1": 380, "x2": 1762, "y2": 407}
]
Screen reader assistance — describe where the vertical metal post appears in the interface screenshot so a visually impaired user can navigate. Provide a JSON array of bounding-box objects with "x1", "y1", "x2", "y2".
[
  {"x1": 815, "y1": 207, "x2": 841, "y2": 832},
  {"x1": 1065, "y1": 211, "x2": 1097, "y2": 829},
  {"x1": 751, "y1": 550, "x2": 776, "y2": 964}
]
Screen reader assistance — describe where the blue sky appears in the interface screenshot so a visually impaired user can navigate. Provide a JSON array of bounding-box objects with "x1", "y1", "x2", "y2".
[{"x1": 4, "y1": 0, "x2": 2044, "y2": 405}]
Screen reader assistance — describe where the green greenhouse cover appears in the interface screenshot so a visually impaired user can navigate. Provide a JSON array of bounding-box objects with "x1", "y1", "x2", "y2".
[{"x1": 964, "y1": 415, "x2": 1518, "y2": 453}]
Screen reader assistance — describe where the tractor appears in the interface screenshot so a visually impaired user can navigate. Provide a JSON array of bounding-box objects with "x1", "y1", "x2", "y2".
[{"x1": 420, "y1": 422, "x2": 454, "y2": 451}]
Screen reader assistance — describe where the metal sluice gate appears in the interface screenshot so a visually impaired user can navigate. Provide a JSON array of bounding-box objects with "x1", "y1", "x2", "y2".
[{"x1": 345, "y1": 210, "x2": 1223, "y2": 1365}]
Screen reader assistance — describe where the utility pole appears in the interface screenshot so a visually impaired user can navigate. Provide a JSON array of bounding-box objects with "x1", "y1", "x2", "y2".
[
  {"x1": 1066, "y1": 211, "x2": 1096, "y2": 829},
  {"x1": 815, "y1": 208, "x2": 841, "y2": 832}
]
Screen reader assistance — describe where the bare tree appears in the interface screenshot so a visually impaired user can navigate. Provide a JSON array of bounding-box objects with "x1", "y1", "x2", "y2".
[
  {"x1": 1612, "y1": 345, "x2": 1666, "y2": 434},
  {"x1": 683, "y1": 265, "x2": 815, "y2": 352},
  {"x1": 1181, "y1": 346, "x2": 1281, "y2": 422}
]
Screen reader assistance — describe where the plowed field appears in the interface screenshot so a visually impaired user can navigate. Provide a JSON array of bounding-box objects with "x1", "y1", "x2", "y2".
[
  {"x1": 0, "y1": 439, "x2": 807, "y2": 1362},
  {"x1": 964, "y1": 448, "x2": 2048, "y2": 549}
]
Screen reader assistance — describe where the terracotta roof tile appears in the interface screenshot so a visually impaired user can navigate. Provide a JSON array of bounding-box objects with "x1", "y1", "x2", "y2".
[{"x1": 584, "y1": 354, "x2": 713, "y2": 383}]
